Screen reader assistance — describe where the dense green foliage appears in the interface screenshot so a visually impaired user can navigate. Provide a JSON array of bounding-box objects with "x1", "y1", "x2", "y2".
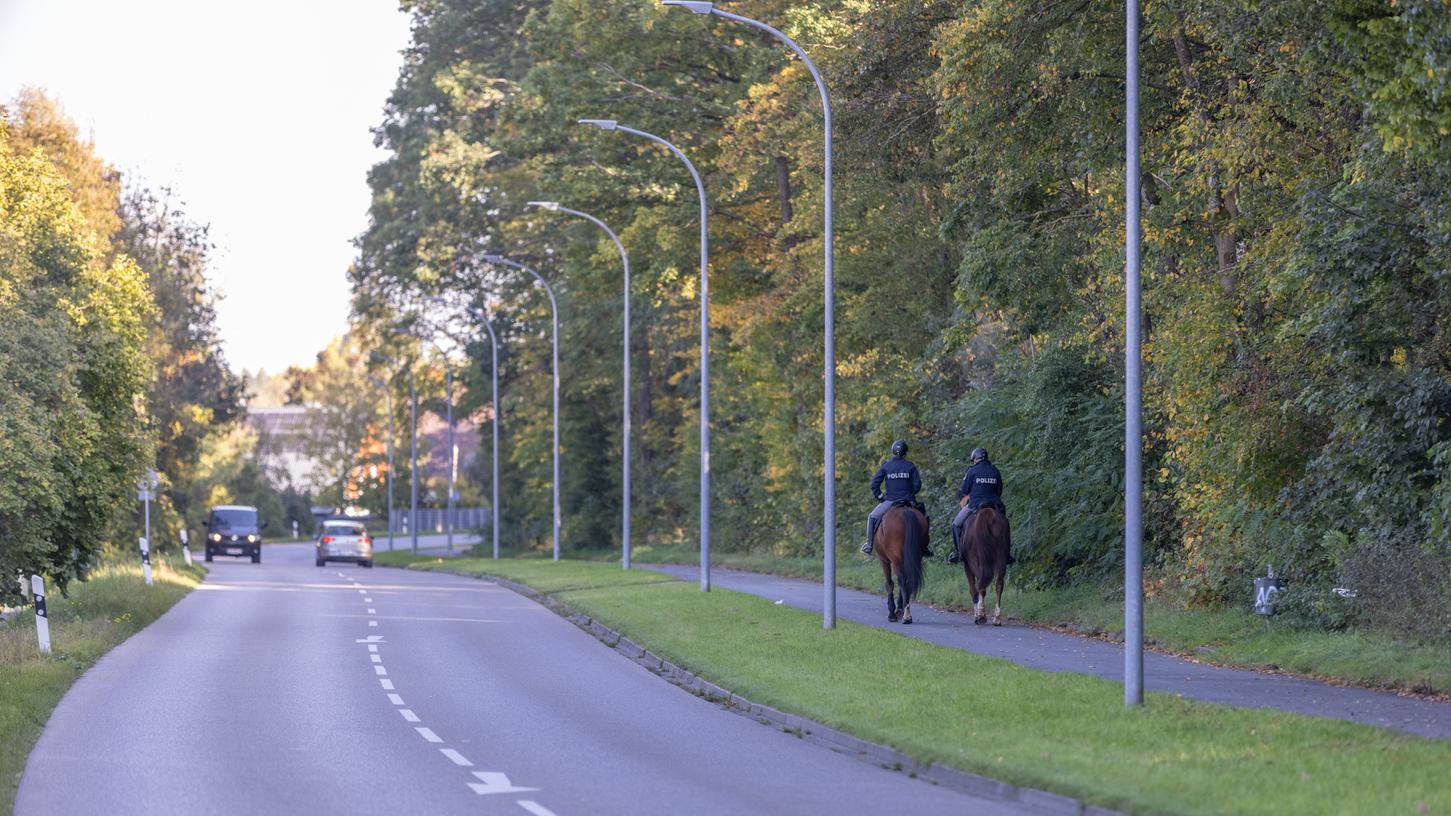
[
  {"x1": 0, "y1": 91, "x2": 243, "y2": 602},
  {"x1": 354, "y1": 1, "x2": 1451, "y2": 636}
]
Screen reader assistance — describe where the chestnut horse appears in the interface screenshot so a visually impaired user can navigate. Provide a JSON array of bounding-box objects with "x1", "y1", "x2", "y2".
[
  {"x1": 959, "y1": 497, "x2": 1010, "y2": 625},
  {"x1": 874, "y1": 504, "x2": 928, "y2": 624}
]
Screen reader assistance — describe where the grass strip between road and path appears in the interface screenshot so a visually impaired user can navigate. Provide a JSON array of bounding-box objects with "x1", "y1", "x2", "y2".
[
  {"x1": 379, "y1": 552, "x2": 1451, "y2": 816},
  {"x1": 587, "y1": 544, "x2": 1451, "y2": 698},
  {"x1": 0, "y1": 551, "x2": 204, "y2": 816}
]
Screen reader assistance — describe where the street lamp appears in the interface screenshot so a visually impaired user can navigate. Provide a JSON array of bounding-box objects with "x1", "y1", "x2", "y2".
[
  {"x1": 366, "y1": 374, "x2": 396, "y2": 551},
  {"x1": 372, "y1": 350, "x2": 418, "y2": 554},
  {"x1": 527, "y1": 200, "x2": 633, "y2": 570},
  {"x1": 394, "y1": 326, "x2": 458, "y2": 555},
  {"x1": 482, "y1": 254, "x2": 561, "y2": 562},
  {"x1": 661, "y1": 1, "x2": 835, "y2": 622},
  {"x1": 466, "y1": 306, "x2": 503, "y2": 560},
  {"x1": 579, "y1": 118, "x2": 711, "y2": 592},
  {"x1": 1124, "y1": 0, "x2": 1145, "y2": 708}
]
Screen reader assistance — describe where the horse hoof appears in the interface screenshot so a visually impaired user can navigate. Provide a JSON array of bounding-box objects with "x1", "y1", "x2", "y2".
[
  {"x1": 992, "y1": 617, "x2": 1003, "y2": 627},
  {"x1": 902, "y1": 617, "x2": 912, "y2": 625},
  {"x1": 974, "y1": 616, "x2": 986, "y2": 625}
]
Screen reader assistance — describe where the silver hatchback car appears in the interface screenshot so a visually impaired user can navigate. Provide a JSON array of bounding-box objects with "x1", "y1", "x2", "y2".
[{"x1": 316, "y1": 520, "x2": 374, "y2": 568}]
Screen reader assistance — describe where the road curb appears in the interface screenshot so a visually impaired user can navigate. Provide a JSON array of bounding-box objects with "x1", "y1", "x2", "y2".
[{"x1": 465, "y1": 571, "x2": 1123, "y2": 816}]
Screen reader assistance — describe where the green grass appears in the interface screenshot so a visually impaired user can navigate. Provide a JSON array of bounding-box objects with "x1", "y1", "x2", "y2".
[
  {"x1": 0, "y1": 552, "x2": 204, "y2": 815},
  {"x1": 602, "y1": 543, "x2": 1451, "y2": 697},
  {"x1": 385, "y1": 555, "x2": 1451, "y2": 815}
]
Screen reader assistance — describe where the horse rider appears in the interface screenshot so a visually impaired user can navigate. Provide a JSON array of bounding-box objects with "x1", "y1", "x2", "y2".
[
  {"x1": 948, "y1": 447, "x2": 1012, "y2": 565},
  {"x1": 861, "y1": 440, "x2": 931, "y2": 556}
]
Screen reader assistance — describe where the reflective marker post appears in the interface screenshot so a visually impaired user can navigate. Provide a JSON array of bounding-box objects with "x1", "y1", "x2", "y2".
[
  {"x1": 139, "y1": 537, "x2": 153, "y2": 587},
  {"x1": 32, "y1": 575, "x2": 50, "y2": 655}
]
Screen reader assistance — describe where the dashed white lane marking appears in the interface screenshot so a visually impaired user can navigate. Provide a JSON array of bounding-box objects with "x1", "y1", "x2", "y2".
[
  {"x1": 387, "y1": 693, "x2": 405, "y2": 706},
  {"x1": 516, "y1": 801, "x2": 558, "y2": 816},
  {"x1": 371, "y1": 654, "x2": 383, "y2": 663},
  {"x1": 400, "y1": 709, "x2": 420, "y2": 723},
  {"x1": 364, "y1": 597, "x2": 373, "y2": 602},
  {"x1": 369, "y1": 620, "x2": 378, "y2": 627},
  {"x1": 469, "y1": 772, "x2": 538, "y2": 795},
  {"x1": 357, "y1": 589, "x2": 367, "y2": 594},
  {"x1": 379, "y1": 679, "x2": 394, "y2": 690},
  {"x1": 368, "y1": 608, "x2": 377, "y2": 614},
  {"x1": 415, "y1": 727, "x2": 443, "y2": 743},
  {"x1": 440, "y1": 748, "x2": 473, "y2": 767},
  {"x1": 368, "y1": 644, "x2": 378, "y2": 653},
  {"x1": 373, "y1": 665, "x2": 388, "y2": 676}
]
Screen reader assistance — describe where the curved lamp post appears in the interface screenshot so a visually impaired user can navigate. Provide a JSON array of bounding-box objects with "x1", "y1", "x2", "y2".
[
  {"x1": 527, "y1": 201, "x2": 633, "y2": 571},
  {"x1": 466, "y1": 306, "x2": 503, "y2": 560},
  {"x1": 579, "y1": 118, "x2": 710, "y2": 592},
  {"x1": 372, "y1": 350, "x2": 418, "y2": 554},
  {"x1": 366, "y1": 374, "x2": 396, "y2": 551},
  {"x1": 483, "y1": 254, "x2": 561, "y2": 562},
  {"x1": 662, "y1": 0, "x2": 836, "y2": 624}
]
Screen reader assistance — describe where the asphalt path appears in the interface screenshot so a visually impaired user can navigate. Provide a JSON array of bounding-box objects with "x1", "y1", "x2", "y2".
[
  {"x1": 18, "y1": 542, "x2": 1025, "y2": 815},
  {"x1": 648, "y1": 564, "x2": 1451, "y2": 740}
]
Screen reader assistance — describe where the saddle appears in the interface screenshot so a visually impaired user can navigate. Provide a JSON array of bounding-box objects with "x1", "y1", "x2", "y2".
[{"x1": 890, "y1": 498, "x2": 929, "y2": 521}]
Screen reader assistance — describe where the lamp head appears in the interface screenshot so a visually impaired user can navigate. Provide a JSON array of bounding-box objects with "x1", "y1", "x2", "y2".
[
  {"x1": 526, "y1": 201, "x2": 561, "y2": 211},
  {"x1": 577, "y1": 119, "x2": 618, "y2": 131},
  {"x1": 661, "y1": 0, "x2": 714, "y2": 12}
]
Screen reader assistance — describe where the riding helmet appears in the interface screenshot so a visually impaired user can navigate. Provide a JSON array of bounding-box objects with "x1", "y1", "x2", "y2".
[
  {"x1": 891, "y1": 440, "x2": 909, "y2": 457},
  {"x1": 970, "y1": 447, "x2": 989, "y2": 464}
]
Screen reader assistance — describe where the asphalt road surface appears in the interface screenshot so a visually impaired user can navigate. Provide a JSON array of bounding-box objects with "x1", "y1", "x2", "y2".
[
  {"x1": 18, "y1": 542, "x2": 1024, "y2": 815},
  {"x1": 649, "y1": 565, "x2": 1451, "y2": 740}
]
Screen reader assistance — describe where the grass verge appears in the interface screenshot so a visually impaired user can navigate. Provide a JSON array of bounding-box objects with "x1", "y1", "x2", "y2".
[
  {"x1": 604, "y1": 543, "x2": 1451, "y2": 697},
  {"x1": 0, "y1": 552, "x2": 204, "y2": 815},
  {"x1": 383, "y1": 553, "x2": 1451, "y2": 815}
]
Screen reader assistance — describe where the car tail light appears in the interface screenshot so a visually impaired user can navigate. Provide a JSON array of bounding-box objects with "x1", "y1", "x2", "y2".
[
  {"x1": 361, "y1": 537, "x2": 371, "y2": 546},
  {"x1": 321, "y1": 536, "x2": 333, "y2": 543}
]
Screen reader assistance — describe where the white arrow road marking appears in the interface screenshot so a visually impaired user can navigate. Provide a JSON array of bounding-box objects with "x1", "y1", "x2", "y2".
[
  {"x1": 356, "y1": 635, "x2": 384, "y2": 643},
  {"x1": 440, "y1": 748, "x2": 473, "y2": 766},
  {"x1": 516, "y1": 802, "x2": 557, "y2": 816},
  {"x1": 416, "y1": 727, "x2": 443, "y2": 743},
  {"x1": 469, "y1": 772, "x2": 539, "y2": 796}
]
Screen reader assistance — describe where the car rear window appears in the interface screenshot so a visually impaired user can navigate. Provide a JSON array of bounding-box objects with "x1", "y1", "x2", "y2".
[
  {"x1": 210, "y1": 508, "x2": 257, "y2": 528},
  {"x1": 324, "y1": 523, "x2": 367, "y2": 537}
]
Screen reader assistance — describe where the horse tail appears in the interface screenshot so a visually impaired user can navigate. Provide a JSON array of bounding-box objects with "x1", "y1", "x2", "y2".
[{"x1": 899, "y1": 509, "x2": 926, "y2": 603}]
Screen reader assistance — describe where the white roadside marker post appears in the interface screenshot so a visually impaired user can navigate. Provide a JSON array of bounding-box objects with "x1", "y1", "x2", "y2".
[
  {"x1": 139, "y1": 537, "x2": 153, "y2": 586},
  {"x1": 32, "y1": 575, "x2": 50, "y2": 655},
  {"x1": 180, "y1": 528, "x2": 192, "y2": 567}
]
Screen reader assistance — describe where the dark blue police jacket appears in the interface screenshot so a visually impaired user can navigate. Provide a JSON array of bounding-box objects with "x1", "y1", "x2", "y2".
[
  {"x1": 960, "y1": 461, "x2": 1004, "y2": 511},
  {"x1": 871, "y1": 456, "x2": 922, "y2": 502}
]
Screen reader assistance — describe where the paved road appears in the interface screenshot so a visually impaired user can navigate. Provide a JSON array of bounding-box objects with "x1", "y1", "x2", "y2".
[
  {"x1": 18, "y1": 544, "x2": 1024, "y2": 815},
  {"x1": 649, "y1": 565, "x2": 1451, "y2": 740}
]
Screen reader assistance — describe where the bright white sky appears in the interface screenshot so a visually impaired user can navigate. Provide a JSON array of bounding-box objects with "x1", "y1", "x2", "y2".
[{"x1": 0, "y1": 0, "x2": 412, "y2": 374}]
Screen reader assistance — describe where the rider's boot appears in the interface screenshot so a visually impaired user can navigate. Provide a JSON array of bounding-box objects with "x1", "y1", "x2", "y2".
[
  {"x1": 947, "y1": 527, "x2": 962, "y2": 564},
  {"x1": 861, "y1": 519, "x2": 875, "y2": 555}
]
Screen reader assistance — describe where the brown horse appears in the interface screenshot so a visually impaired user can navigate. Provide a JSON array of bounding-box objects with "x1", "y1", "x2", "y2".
[
  {"x1": 959, "y1": 497, "x2": 1010, "y2": 625},
  {"x1": 874, "y1": 504, "x2": 928, "y2": 624}
]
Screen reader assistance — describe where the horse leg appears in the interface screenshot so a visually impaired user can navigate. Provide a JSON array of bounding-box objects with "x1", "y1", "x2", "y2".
[
  {"x1": 992, "y1": 569, "x2": 1005, "y2": 627},
  {"x1": 881, "y1": 559, "x2": 898, "y2": 622},
  {"x1": 900, "y1": 575, "x2": 912, "y2": 625}
]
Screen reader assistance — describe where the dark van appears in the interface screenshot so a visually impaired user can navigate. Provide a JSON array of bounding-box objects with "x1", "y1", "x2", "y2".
[{"x1": 203, "y1": 505, "x2": 266, "y2": 563}]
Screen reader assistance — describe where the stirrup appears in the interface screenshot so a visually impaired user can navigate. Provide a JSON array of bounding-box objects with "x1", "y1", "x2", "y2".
[{"x1": 860, "y1": 540, "x2": 873, "y2": 554}]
